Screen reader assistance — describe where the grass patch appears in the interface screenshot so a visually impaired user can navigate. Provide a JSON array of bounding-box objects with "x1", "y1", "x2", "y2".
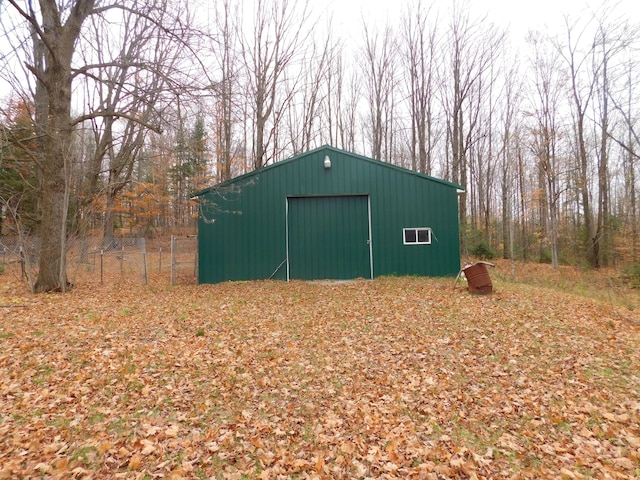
[
  {"x1": 71, "y1": 445, "x2": 98, "y2": 465},
  {"x1": 33, "y1": 364, "x2": 54, "y2": 385},
  {"x1": 87, "y1": 413, "x2": 106, "y2": 425}
]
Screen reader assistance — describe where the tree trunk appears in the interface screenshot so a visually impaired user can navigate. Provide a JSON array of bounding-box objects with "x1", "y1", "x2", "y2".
[
  {"x1": 597, "y1": 48, "x2": 610, "y2": 267},
  {"x1": 502, "y1": 167, "x2": 509, "y2": 259},
  {"x1": 35, "y1": 119, "x2": 70, "y2": 291},
  {"x1": 628, "y1": 115, "x2": 637, "y2": 263},
  {"x1": 517, "y1": 147, "x2": 528, "y2": 261},
  {"x1": 103, "y1": 182, "x2": 116, "y2": 240},
  {"x1": 577, "y1": 115, "x2": 596, "y2": 267},
  {"x1": 26, "y1": 0, "x2": 96, "y2": 292}
]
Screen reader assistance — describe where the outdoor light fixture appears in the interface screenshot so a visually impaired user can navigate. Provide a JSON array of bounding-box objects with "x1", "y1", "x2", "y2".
[{"x1": 324, "y1": 155, "x2": 331, "y2": 169}]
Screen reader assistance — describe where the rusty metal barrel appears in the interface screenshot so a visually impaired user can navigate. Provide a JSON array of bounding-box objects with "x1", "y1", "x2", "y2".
[{"x1": 463, "y1": 262, "x2": 493, "y2": 294}]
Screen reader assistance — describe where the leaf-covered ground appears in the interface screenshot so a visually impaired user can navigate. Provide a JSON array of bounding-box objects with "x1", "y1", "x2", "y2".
[{"x1": 1, "y1": 273, "x2": 639, "y2": 479}]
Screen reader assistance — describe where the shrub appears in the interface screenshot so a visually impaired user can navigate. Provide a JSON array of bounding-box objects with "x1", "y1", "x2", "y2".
[
  {"x1": 539, "y1": 248, "x2": 552, "y2": 264},
  {"x1": 469, "y1": 241, "x2": 496, "y2": 260},
  {"x1": 621, "y1": 263, "x2": 640, "y2": 288}
]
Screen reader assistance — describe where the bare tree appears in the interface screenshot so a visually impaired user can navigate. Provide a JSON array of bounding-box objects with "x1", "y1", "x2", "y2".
[
  {"x1": 591, "y1": 14, "x2": 638, "y2": 266},
  {"x1": 498, "y1": 57, "x2": 524, "y2": 260},
  {"x1": 553, "y1": 9, "x2": 639, "y2": 267},
  {"x1": 80, "y1": 2, "x2": 202, "y2": 240},
  {"x1": 400, "y1": 1, "x2": 440, "y2": 174},
  {"x1": 325, "y1": 48, "x2": 360, "y2": 152},
  {"x1": 241, "y1": 0, "x2": 309, "y2": 169},
  {"x1": 594, "y1": 23, "x2": 611, "y2": 267},
  {"x1": 440, "y1": 1, "x2": 505, "y2": 248},
  {"x1": 2, "y1": 0, "x2": 97, "y2": 292},
  {"x1": 527, "y1": 31, "x2": 566, "y2": 267},
  {"x1": 1, "y1": 0, "x2": 205, "y2": 291},
  {"x1": 555, "y1": 15, "x2": 600, "y2": 267},
  {"x1": 285, "y1": 28, "x2": 335, "y2": 155},
  {"x1": 609, "y1": 55, "x2": 640, "y2": 262},
  {"x1": 211, "y1": 0, "x2": 241, "y2": 182},
  {"x1": 361, "y1": 22, "x2": 397, "y2": 160},
  {"x1": 469, "y1": 37, "x2": 507, "y2": 245}
]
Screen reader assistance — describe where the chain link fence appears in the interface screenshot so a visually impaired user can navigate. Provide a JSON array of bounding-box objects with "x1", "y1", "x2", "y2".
[
  {"x1": 169, "y1": 235, "x2": 198, "y2": 285},
  {"x1": 0, "y1": 236, "x2": 198, "y2": 286}
]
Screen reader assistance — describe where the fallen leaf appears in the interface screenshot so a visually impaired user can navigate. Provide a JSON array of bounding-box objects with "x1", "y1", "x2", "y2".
[
  {"x1": 128, "y1": 454, "x2": 143, "y2": 470},
  {"x1": 141, "y1": 439, "x2": 156, "y2": 455},
  {"x1": 613, "y1": 457, "x2": 636, "y2": 470}
]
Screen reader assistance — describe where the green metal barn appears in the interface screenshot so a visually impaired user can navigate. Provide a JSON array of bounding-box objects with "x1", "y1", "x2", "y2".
[{"x1": 193, "y1": 146, "x2": 462, "y2": 283}]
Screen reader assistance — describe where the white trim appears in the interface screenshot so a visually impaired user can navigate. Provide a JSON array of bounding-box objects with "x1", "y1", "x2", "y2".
[
  {"x1": 285, "y1": 198, "x2": 290, "y2": 281},
  {"x1": 403, "y1": 227, "x2": 432, "y2": 245},
  {"x1": 367, "y1": 195, "x2": 374, "y2": 279}
]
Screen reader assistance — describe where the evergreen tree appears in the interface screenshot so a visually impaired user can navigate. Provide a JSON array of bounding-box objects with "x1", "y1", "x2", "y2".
[{"x1": 0, "y1": 100, "x2": 39, "y2": 235}]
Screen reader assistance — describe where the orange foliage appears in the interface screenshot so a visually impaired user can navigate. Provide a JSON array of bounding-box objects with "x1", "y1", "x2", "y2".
[{"x1": 113, "y1": 182, "x2": 170, "y2": 232}]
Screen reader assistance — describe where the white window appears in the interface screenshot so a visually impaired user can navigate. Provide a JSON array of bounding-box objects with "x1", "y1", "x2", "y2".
[{"x1": 403, "y1": 227, "x2": 432, "y2": 245}]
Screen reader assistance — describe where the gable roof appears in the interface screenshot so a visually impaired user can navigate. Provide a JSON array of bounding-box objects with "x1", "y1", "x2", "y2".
[{"x1": 192, "y1": 145, "x2": 464, "y2": 197}]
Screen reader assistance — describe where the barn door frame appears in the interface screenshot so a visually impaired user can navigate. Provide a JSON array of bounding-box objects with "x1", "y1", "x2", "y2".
[{"x1": 285, "y1": 194, "x2": 373, "y2": 281}]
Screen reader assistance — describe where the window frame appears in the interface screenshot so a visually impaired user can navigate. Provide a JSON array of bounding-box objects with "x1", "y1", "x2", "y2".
[{"x1": 403, "y1": 227, "x2": 432, "y2": 245}]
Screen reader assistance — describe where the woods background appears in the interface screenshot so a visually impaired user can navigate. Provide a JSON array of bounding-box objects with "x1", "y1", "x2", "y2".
[{"x1": 1, "y1": 0, "x2": 639, "y2": 291}]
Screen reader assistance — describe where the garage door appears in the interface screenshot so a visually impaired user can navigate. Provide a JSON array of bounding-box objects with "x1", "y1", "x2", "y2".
[{"x1": 287, "y1": 195, "x2": 372, "y2": 280}]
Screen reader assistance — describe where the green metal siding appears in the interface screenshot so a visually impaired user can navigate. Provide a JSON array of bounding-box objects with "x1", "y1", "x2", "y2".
[
  {"x1": 196, "y1": 146, "x2": 461, "y2": 283},
  {"x1": 288, "y1": 196, "x2": 371, "y2": 280}
]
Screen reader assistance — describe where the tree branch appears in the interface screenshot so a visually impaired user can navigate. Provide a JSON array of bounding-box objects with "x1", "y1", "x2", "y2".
[{"x1": 71, "y1": 111, "x2": 162, "y2": 133}]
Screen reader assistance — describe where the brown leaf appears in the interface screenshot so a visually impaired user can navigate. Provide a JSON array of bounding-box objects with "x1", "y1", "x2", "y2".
[
  {"x1": 141, "y1": 439, "x2": 156, "y2": 455},
  {"x1": 314, "y1": 454, "x2": 325, "y2": 473},
  {"x1": 612, "y1": 457, "x2": 636, "y2": 470},
  {"x1": 340, "y1": 441, "x2": 356, "y2": 454},
  {"x1": 117, "y1": 447, "x2": 131, "y2": 458},
  {"x1": 128, "y1": 454, "x2": 143, "y2": 470},
  {"x1": 96, "y1": 440, "x2": 112, "y2": 454},
  {"x1": 2, "y1": 275, "x2": 639, "y2": 479}
]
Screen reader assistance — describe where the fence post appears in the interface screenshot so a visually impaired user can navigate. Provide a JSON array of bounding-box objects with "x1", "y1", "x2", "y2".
[
  {"x1": 142, "y1": 250, "x2": 148, "y2": 285},
  {"x1": 19, "y1": 246, "x2": 25, "y2": 279},
  {"x1": 100, "y1": 249, "x2": 104, "y2": 284},
  {"x1": 194, "y1": 242, "x2": 198, "y2": 279},
  {"x1": 120, "y1": 245, "x2": 124, "y2": 277},
  {"x1": 159, "y1": 247, "x2": 162, "y2": 272},
  {"x1": 170, "y1": 235, "x2": 175, "y2": 285}
]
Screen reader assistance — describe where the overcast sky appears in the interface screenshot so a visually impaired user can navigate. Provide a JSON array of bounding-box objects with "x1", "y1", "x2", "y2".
[{"x1": 323, "y1": 0, "x2": 640, "y2": 44}]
